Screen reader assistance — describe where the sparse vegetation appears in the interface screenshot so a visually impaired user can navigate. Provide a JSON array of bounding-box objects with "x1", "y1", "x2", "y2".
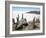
[{"x1": 12, "y1": 14, "x2": 40, "y2": 31}]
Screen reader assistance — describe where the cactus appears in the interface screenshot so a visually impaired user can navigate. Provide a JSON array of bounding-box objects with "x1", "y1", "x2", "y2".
[
  {"x1": 33, "y1": 17, "x2": 35, "y2": 25},
  {"x1": 22, "y1": 14, "x2": 23, "y2": 19},
  {"x1": 12, "y1": 18, "x2": 15, "y2": 24},
  {"x1": 16, "y1": 14, "x2": 19, "y2": 22},
  {"x1": 33, "y1": 17, "x2": 36, "y2": 29}
]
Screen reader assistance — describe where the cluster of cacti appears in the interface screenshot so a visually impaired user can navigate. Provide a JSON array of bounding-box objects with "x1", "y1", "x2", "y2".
[
  {"x1": 12, "y1": 14, "x2": 40, "y2": 31},
  {"x1": 32, "y1": 17, "x2": 40, "y2": 29}
]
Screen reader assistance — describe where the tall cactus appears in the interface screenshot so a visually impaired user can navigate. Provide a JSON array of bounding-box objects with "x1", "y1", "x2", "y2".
[
  {"x1": 16, "y1": 14, "x2": 19, "y2": 22},
  {"x1": 33, "y1": 17, "x2": 36, "y2": 29},
  {"x1": 15, "y1": 14, "x2": 19, "y2": 30},
  {"x1": 12, "y1": 18, "x2": 15, "y2": 24},
  {"x1": 22, "y1": 14, "x2": 23, "y2": 19},
  {"x1": 33, "y1": 17, "x2": 35, "y2": 25}
]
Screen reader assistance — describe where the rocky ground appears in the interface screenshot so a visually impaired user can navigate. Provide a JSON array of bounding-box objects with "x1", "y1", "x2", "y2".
[{"x1": 12, "y1": 21, "x2": 40, "y2": 31}]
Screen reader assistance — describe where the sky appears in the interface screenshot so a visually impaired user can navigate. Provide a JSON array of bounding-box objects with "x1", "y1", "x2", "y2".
[{"x1": 12, "y1": 7, "x2": 40, "y2": 14}]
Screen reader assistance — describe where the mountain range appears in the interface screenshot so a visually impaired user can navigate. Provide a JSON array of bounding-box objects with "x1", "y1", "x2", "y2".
[{"x1": 26, "y1": 11, "x2": 40, "y2": 14}]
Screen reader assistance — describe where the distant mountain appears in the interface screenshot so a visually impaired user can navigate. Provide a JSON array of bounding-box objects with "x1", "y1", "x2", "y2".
[{"x1": 26, "y1": 11, "x2": 40, "y2": 14}]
